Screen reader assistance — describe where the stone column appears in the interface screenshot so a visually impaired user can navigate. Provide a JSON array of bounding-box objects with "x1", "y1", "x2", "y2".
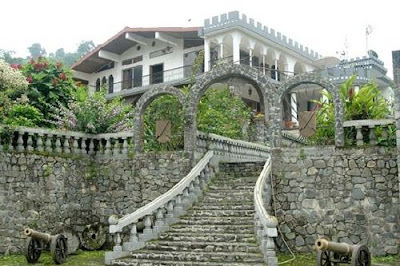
[
  {"x1": 204, "y1": 39, "x2": 210, "y2": 72},
  {"x1": 394, "y1": 86, "x2": 400, "y2": 201},
  {"x1": 232, "y1": 32, "x2": 242, "y2": 64},
  {"x1": 274, "y1": 59, "x2": 279, "y2": 81},
  {"x1": 249, "y1": 48, "x2": 253, "y2": 66},
  {"x1": 291, "y1": 92, "x2": 298, "y2": 126}
]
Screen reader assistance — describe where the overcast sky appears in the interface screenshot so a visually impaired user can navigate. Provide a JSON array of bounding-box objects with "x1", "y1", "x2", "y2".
[{"x1": 1, "y1": 0, "x2": 399, "y2": 77}]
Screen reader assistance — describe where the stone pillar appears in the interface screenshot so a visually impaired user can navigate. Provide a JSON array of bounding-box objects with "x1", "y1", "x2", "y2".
[
  {"x1": 274, "y1": 59, "x2": 279, "y2": 81},
  {"x1": 232, "y1": 33, "x2": 242, "y2": 64},
  {"x1": 262, "y1": 55, "x2": 266, "y2": 75},
  {"x1": 249, "y1": 48, "x2": 253, "y2": 66},
  {"x1": 290, "y1": 92, "x2": 298, "y2": 126},
  {"x1": 204, "y1": 39, "x2": 210, "y2": 72},
  {"x1": 219, "y1": 42, "x2": 224, "y2": 59},
  {"x1": 394, "y1": 86, "x2": 400, "y2": 201}
]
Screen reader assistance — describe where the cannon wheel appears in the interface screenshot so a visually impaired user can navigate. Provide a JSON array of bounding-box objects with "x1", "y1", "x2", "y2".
[
  {"x1": 25, "y1": 237, "x2": 42, "y2": 263},
  {"x1": 317, "y1": 250, "x2": 340, "y2": 266},
  {"x1": 50, "y1": 234, "x2": 68, "y2": 264},
  {"x1": 351, "y1": 245, "x2": 371, "y2": 266}
]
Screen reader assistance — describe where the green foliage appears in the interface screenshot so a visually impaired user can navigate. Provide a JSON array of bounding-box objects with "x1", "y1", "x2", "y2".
[
  {"x1": 51, "y1": 87, "x2": 134, "y2": 134},
  {"x1": 197, "y1": 87, "x2": 251, "y2": 139},
  {"x1": 143, "y1": 95, "x2": 184, "y2": 152},
  {"x1": 22, "y1": 56, "x2": 76, "y2": 126},
  {"x1": 311, "y1": 76, "x2": 390, "y2": 145},
  {"x1": 0, "y1": 250, "x2": 105, "y2": 265},
  {"x1": 3, "y1": 103, "x2": 43, "y2": 127}
]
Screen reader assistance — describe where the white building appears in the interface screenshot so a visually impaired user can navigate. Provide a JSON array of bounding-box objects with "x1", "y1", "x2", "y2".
[{"x1": 72, "y1": 11, "x2": 392, "y2": 127}]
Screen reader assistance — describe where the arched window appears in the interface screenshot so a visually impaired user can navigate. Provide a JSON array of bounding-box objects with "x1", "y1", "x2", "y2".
[
  {"x1": 102, "y1": 76, "x2": 107, "y2": 86},
  {"x1": 95, "y1": 78, "x2": 101, "y2": 92},
  {"x1": 108, "y1": 75, "x2": 114, "y2": 94}
]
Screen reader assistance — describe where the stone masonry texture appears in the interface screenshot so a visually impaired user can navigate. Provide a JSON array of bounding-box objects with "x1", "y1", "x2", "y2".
[
  {"x1": 0, "y1": 151, "x2": 190, "y2": 254},
  {"x1": 271, "y1": 147, "x2": 400, "y2": 256}
]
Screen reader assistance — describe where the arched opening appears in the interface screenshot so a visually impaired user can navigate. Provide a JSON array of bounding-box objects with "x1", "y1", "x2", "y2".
[
  {"x1": 101, "y1": 76, "x2": 107, "y2": 87},
  {"x1": 277, "y1": 54, "x2": 288, "y2": 81},
  {"x1": 187, "y1": 63, "x2": 276, "y2": 148},
  {"x1": 133, "y1": 87, "x2": 187, "y2": 153},
  {"x1": 294, "y1": 62, "x2": 305, "y2": 75},
  {"x1": 143, "y1": 95, "x2": 184, "y2": 152},
  {"x1": 95, "y1": 78, "x2": 101, "y2": 92},
  {"x1": 277, "y1": 74, "x2": 344, "y2": 147},
  {"x1": 108, "y1": 75, "x2": 114, "y2": 94}
]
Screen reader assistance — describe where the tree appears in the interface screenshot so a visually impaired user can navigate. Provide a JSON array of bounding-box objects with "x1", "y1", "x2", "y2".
[
  {"x1": 28, "y1": 43, "x2": 46, "y2": 59},
  {"x1": 77, "y1": 40, "x2": 95, "y2": 57},
  {"x1": 0, "y1": 49, "x2": 25, "y2": 65}
]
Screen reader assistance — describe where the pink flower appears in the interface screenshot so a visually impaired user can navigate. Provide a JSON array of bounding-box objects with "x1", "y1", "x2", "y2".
[{"x1": 26, "y1": 76, "x2": 33, "y2": 83}]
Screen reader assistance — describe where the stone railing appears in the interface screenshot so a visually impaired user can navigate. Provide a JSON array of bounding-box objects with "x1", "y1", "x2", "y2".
[
  {"x1": 0, "y1": 126, "x2": 134, "y2": 158},
  {"x1": 105, "y1": 151, "x2": 214, "y2": 264},
  {"x1": 343, "y1": 119, "x2": 395, "y2": 146},
  {"x1": 196, "y1": 131, "x2": 270, "y2": 162},
  {"x1": 254, "y1": 156, "x2": 278, "y2": 265}
]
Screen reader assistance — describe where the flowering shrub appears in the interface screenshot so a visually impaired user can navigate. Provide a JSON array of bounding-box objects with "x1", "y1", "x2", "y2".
[
  {"x1": 22, "y1": 57, "x2": 76, "y2": 126},
  {"x1": 51, "y1": 87, "x2": 134, "y2": 134},
  {"x1": 0, "y1": 59, "x2": 28, "y2": 93}
]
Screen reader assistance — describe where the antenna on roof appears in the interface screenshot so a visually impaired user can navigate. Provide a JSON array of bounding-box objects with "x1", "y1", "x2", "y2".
[
  {"x1": 365, "y1": 25, "x2": 373, "y2": 55},
  {"x1": 336, "y1": 35, "x2": 349, "y2": 60}
]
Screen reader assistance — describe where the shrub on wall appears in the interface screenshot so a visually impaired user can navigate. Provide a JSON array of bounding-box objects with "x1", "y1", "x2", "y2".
[
  {"x1": 312, "y1": 76, "x2": 391, "y2": 145},
  {"x1": 51, "y1": 86, "x2": 134, "y2": 134},
  {"x1": 21, "y1": 57, "x2": 76, "y2": 126}
]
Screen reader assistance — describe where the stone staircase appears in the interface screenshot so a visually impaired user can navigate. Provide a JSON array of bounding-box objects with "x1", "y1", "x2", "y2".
[{"x1": 112, "y1": 162, "x2": 266, "y2": 266}]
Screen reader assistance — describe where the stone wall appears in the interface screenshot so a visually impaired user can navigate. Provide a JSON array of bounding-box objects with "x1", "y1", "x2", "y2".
[
  {"x1": 0, "y1": 151, "x2": 190, "y2": 254},
  {"x1": 271, "y1": 147, "x2": 400, "y2": 256}
]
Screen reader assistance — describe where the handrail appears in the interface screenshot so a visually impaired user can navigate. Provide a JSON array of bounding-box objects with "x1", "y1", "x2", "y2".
[
  {"x1": 254, "y1": 156, "x2": 278, "y2": 265},
  {"x1": 109, "y1": 150, "x2": 213, "y2": 233}
]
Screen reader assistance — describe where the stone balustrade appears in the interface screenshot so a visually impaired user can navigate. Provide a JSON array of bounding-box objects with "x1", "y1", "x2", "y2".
[
  {"x1": 343, "y1": 119, "x2": 395, "y2": 146},
  {"x1": 254, "y1": 156, "x2": 278, "y2": 265},
  {"x1": 196, "y1": 131, "x2": 270, "y2": 162},
  {"x1": 0, "y1": 125, "x2": 133, "y2": 158},
  {"x1": 105, "y1": 151, "x2": 214, "y2": 264}
]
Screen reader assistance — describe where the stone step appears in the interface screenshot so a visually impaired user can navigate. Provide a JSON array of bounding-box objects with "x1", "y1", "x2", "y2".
[
  {"x1": 177, "y1": 216, "x2": 254, "y2": 225},
  {"x1": 145, "y1": 240, "x2": 260, "y2": 253},
  {"x1": 198, "y1": 196, "x2": 253, "y2": 204},
  {"x1": 210, "y1": 178, "x2": 258, "y2": 185},
  {"x1": 129, "y1": 250, "x2": 265, "y2": 263},
  {"x1": 185, "y1": 209, "x2": 255, "y2": 217},
  {"x1": 158, "y1": 232, "x2": 257, "y2": 242},
  {"x1": 207, "y1": 185, "x2": 255, "y2": 190},
  {"x1": 203, "y1": 191, "x2": 253, "y2": 198},
  {"x1": 190, "y1": 204, "x2": 254, "y2": 210},
  {"x1": 169, "y1": 224, "x2": 255, "y2": 234},
  {"x1": 112, "y1": 258, "x2": 265, "y2": 266}
]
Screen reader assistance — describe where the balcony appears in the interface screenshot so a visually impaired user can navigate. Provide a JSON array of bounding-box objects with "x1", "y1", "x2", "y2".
[{"x1": 106, "y1": 65, "x2": 202, "y2": 99}]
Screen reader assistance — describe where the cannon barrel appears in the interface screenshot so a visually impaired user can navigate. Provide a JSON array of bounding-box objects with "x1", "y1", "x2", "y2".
[
  {"x1": 24, "y1": 228, "x2": 52, "y2": 244},
  {"x1": 315, "y1": 239, "x2": 353, "y2": 256}
]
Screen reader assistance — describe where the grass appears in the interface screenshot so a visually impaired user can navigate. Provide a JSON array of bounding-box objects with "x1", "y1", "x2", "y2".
[
  {"x1": 0, "y1": 250, "x2": 105, "y2": 266},
  {"x1": 0, "y1": 251, "x2": 399, "y2": 265},
  {"x1": 278, "y1": 252, "x2": 400, "y2": 266}
]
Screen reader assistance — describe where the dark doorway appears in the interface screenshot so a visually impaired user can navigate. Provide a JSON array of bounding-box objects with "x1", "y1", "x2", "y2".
[{"x1": 150, "y1": 63, "x2": 164, "y2": 84}]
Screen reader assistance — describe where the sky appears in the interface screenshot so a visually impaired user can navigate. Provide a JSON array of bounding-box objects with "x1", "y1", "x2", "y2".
[{"x1": 1, "y1": 0, "x2": 399, "y2": 78}]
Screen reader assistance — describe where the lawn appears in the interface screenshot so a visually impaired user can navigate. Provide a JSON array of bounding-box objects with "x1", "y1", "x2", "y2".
[
  {"x1": 0, "y1": 250, "x2": 104, "y2": 266},
  {"x1": 0, "y1": 251, "x2": 399, "y2": 265}
]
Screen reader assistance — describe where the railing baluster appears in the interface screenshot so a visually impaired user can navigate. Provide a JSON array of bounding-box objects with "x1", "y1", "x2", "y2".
[
  {"x1": 122, "y1": 137, "x2": 128, "y2": 156},
  {"x1": 17, "y1": 131, "x2": 24, "y2": 152},
  {"x1": 55, "y1": 135, "x2": 62, "y2": 153},
  {"x1": 356, "y1": 126, "x2": 363, "y2": 146},
  {"x1": 72, "y1": 137, "x2": 79, "y2": 153},
  {"x1": 369, "y1": 125, "x2": 377, "y2": 146},
  {"x1": 81, "y1": 137, "x2": 87, "y2": 154},
  {"x1": 105, "y1": 137, "x2": 112, "y2": 156},
  {"x1": 63, "y1": 137, "x2": 71, "y2": 153},
  {"x1": 45, "y1": 134, "x2": 52, "y2": 152},
  {"x1": 27, "y1": 132, "x2": 34, "y2": 152},
  {"x1": 37, "y1": 133, "x2": 44, "y2": 152}
]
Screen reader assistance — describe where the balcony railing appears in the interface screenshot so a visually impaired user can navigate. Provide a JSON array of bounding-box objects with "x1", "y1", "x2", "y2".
[{"x1": 107, "y1": 65, "x2": 202, "y2": 94}]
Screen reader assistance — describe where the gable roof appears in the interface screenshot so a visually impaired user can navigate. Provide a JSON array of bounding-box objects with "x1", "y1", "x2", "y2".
[{"x1": 72, "y1": 27, "x2": 202, "y2": 73}]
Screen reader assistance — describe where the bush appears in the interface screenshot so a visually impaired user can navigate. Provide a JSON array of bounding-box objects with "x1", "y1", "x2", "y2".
[
  {"x1": 51, "y1": 87, "x2": 134, "y2": 134},
  {"x1": 22, "y1": 57, "x2": 76, "y2": 126},
  {"x1": 197, "y1": 87, "x2": 251, "y2": 139},
  {"x1": 4, "y1": 103, "x2": 43, "y2": 127}
]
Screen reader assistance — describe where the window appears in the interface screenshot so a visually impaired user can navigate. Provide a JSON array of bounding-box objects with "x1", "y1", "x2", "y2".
[
  {"x1": 95, "y1": 78, "x2": 101, "y2": 92},
  {"x1": 150, "y1": 63, "x2": 164, "y2": 84},
  {"x1": 102, "y1": 77, "x2": 107, "y2": 86},
  {"x1": 122, "y1": 65, "x2": 143, "y2": 90},
  {"x1": 108, "y1": 75, "x2": 114, "y2": 94}
]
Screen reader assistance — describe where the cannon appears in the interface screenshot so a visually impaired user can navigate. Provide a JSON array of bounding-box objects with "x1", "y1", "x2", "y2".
[
  {"x1": 24, "y1": 228, "x2": 68, "y2": 264},
  {"x1": 315, "y1": 238, "x2": 371, "y2": 266}
]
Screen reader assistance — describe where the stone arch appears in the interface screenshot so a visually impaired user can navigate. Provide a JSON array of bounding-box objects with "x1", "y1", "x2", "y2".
[
  {"x1": 186, "y1": 63, "x2": 276, "y2": 151},
  {"x1": 133, "y1": 86, "x2": 187, "y2": 153},
  {"x1": 277, "y1": 73, "x2": 344, "y2": 147}
]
